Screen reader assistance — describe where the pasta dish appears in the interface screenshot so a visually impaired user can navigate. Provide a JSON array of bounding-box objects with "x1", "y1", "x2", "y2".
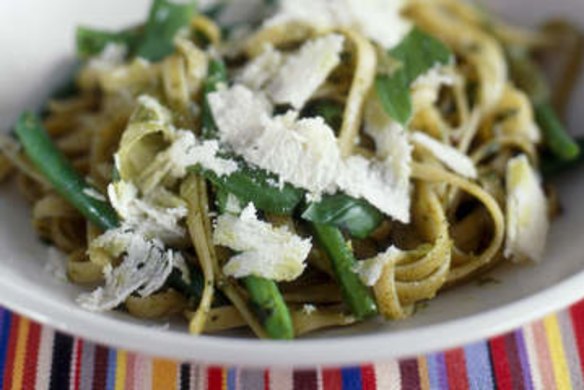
[{"x1": 0, "y1": 0, "x2": 582, "y2": 339}]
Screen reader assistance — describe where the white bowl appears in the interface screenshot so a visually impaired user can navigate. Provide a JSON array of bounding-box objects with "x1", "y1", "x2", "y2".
[{"x1": 0, "y1": 0, "x2": 583, "y2": 368}]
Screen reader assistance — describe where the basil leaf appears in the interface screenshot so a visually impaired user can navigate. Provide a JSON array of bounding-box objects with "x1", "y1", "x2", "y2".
[
  {"x1": 302, "y1": 194, "x2": 383, "y2": 239},
  {"x1": 375, "y1": 28, "x2": 452, "y2": 125},
  {"x1": 135, "y1": 0, "x2": 197, "y2": 62},
  {"x1": 190, "y1": 162, "x2": 304, "y2": 215},
  {"x1": 76, "y1": 26, "x2": 142, "y2": 59},
  {"x1": 375, "y1": 70, "x2": 411, "y2": 126}
]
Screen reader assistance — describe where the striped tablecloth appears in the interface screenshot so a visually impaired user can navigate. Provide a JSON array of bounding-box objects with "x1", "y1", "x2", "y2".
[{"x1": 2, "y1": 301, "x2": 584, "y2": 389}]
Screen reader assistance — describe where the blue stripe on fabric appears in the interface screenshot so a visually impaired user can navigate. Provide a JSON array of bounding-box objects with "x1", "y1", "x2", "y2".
[
  {"x1": 464, "y1": 341, "x2": 495, "y2": 390},
  {"x1": 0, "y1": 309, "x2": 10, "y2": 390},
  {"x1": 426, "y1": 352, "x2": 448, "y2": 390},
  {"x1": 106, "y1": 348, "x2": 117, "y2": 390},
  {"x1": 341, "y1": 366, "x2": 362, "y2": 389},
  {"x1": 227, "y1": 367, "x2": 237, "y2": 390},
  {"x1": 514, "y1": 330, "x2": 534, "y2": 390}
]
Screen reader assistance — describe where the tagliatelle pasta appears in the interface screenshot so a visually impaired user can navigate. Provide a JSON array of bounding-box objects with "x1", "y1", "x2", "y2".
[{"x1": 0, "y1": 0, "x2": 580, "y2": 339}]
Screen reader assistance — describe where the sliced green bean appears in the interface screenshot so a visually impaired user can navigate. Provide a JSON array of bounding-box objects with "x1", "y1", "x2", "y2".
[
  {"x1": 535, "y1": 103, "x2": 581, "y2": 161},
  {"x1": 243, "y1": 276, "x2": 294, "y2": 340},
  {"x1": 506, "y1": 46, "x2": 580, "y2": 161},
  {"x1": 15, "y1": 112, "x2": 119, "y2": 230},
  {"x1": 312, "y1": 224, "x2": 378, "y2": 320}
]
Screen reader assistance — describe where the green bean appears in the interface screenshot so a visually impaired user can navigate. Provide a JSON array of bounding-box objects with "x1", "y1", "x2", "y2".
[
  {"x1": 535, "y1": 103, "x2": 581, "y2": 161},
  {"x1": 312, "y1": 224, "x2": 378, "y2": 320},
  {"x1": 135, "y1": 0, "x2": 197, "y2": 62},
  {"x1": 243, "y1": 276, "x2": 294, "y2": 340},
  {"x1": 506, "y1": 47, "x2": 580, "y2": 161},
  {"x1": 15, "y1": 112, "x2": 119, "y2": 230}
]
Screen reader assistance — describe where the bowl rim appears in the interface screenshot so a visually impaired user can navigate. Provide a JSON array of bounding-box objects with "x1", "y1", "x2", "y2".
[{"x1": 0, "y1": 263, "x2": 581, "y2": 368}]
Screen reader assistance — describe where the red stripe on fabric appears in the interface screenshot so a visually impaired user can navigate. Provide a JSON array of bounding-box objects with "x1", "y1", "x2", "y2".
[
  {"x1": 72, "y1": 340, "x2": 83, "y2": 390},
  {"x1": 293, "y1": 369, "x2": 318, "y2": 390},
  {"x1": 444, "y1": 348, "x2": 470, "y2": 390},
  {"x1": 207, "y1": 366, "x2": 223, "y2": 390},
  {"x1": 265, "y1": 369, "x2": 270, "y2": 390},
  {"x1": 503, "y1": 333, "x2": 524, "y2": 390},
  {"x1": 92, "y1": 345, "x2": 109, "y2": 390},
  {"x1": 570, "y1": 300, "x2": 584, "y2": 376},
  {"x1": 21, "y1": 322, "x2": 41, "y2": 390},
  {"x1": 360, "y1": 364, "x2": 376, "y2": 390},
  {"x1": 125, "y1": 353, "x2": 136, "y2": 390},
  {"x1": 489, "y1": 335, "x2": 513, "y2": 390},
  {"x1": 322, "y1": 368, "x2": 343, "y2": 390},
  {"x1": 2, "y1": 315, "x2": 21, "y2": 390},
  {"x1": 399, "y1": 359, "x2": 420, "y2": 389}
]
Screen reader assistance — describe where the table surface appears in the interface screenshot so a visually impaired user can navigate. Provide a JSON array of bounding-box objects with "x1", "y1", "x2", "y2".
[{"x1": 2, "y1": 300, "x2": 584, "y2": 390}]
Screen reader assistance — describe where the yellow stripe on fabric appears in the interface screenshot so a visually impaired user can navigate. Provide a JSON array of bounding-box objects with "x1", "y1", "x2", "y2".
[
  {"x1": 543, "y1": 314, "x2": 572, "y2": 390},
  {"x1": 10, "y1": 317, "x2": 29, "y2": 390},
  {"x1": 152, "y1": 358, "x2": 178, "y2": 390},
  {"x1": 417, "y1": 356, "x2": 431, "y2": 390},
  {"x1": 115, "y1": 350, "x2": 127, "y2": 390}
]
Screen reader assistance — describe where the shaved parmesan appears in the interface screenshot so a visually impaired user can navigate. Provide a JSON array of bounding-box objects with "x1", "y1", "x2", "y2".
[
  {"x1": 245, "y1": 112, "x2": 341, "y2": 194},
  {"x1": 236, "y1": 45, "x2": 283, "y2": 90},
  {"x1": 209, "y1": 84, "x2": 414, "y2": 223},
  {"x1": 266, "y1": 0, "x2": 411, "y2": 49},
  {"x1": 214, "y1": 204, "x2": 312, "y2": 281},
  {"x1": 78, "y1": 228, "x2": 177, "y2": 311},
  {"x1": 411, "y1": 132, "x2": 478, "y2": 179},
  {"x1": 354, "y1": 246, "x2": 404, "y2": 286},
  {"x1": 338, "y1": 156, "x2": 411, "y2": 223},
  {"x1": 108, "y1": 180, "x2": 188, "y2": 244},
  {"x1": 505, "y1": 155, "x2": 549, "y2": 263},
  {"x1": 207, "y1": 84, "x2": 272, "y2": 149},
  {"x1": 166, "y1": 130, "x2": 238, "y2": 178},
  {"x1": 267, "y1": 34, "x2": 344, "y2": 109},
  {"x1": 345, "y1": 0, "x2": 411, "y2": 49}
]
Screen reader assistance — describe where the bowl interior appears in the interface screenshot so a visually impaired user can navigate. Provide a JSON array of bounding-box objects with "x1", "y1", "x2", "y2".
[{"x1": 0, "y1": 0, "x2": 583, "y2": 366}]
